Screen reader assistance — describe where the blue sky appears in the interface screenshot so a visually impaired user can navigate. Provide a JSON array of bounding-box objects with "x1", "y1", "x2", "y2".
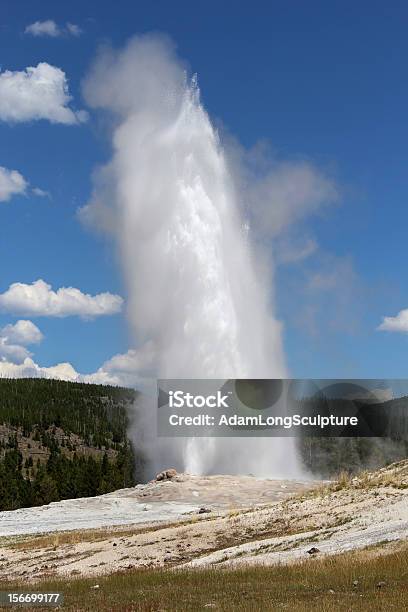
[{"x1": 1, "y1": 0, "x2": 408, "y2": 382}]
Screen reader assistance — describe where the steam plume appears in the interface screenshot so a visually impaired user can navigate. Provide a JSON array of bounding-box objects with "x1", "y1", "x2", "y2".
[{"x1": 82, "y1": 35, "x2": 300, "y2": 477}]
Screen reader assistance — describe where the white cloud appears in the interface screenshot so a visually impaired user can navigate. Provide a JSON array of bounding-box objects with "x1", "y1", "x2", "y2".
[
  {"x1": 0, "y1": 166, "x2": 27, "y2": 202},
  {"x1": 0, "y1": 280, "x2": 123, "y2": 318},
  {"x1": 24, "y1": 20, "x2": 82, "y2": 38},
  {"x1": 66, "y1": 23, "x2": 82, "y2": 37},
  {"x1": 0, "y1": 63, "x2": 88, "y2": 125},
  {"x1": 0, "y1": 341, "x2": 31, "y2": 364},
  {"x1": 0, "y1": 166, "x2": 49, "y2": 203},
  {"x1": 0, "y1": 344, "x2": 153, "y2": 388},
  {"x1": 377, "y1": 309, "x2": 408, "y2": 333},
  {"x1": 0, "y1": 358, "x2": 80, "y2": 381},
  {"x1": 32, "y1": 187, "x2": 50, "y2": 198},
  {"x1": 25, "y1": 20, "x2": 60, "y2": 37},
  {"x1": 0, "y1": 320, "x2": 43, "y2": 345},
  {"x1": 86, "y1": 343, "x2": 156, "y2": 387},
  {"x1": 0, "y1": 320, "x2": 43, "y2": 364}
]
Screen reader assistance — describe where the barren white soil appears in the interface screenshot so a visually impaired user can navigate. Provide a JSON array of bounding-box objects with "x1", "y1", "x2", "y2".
[
  {"x1": 0, "y1": 474, "x2": 310, "y2": 536},
  {"x1": 0, "y1": 462, "x2": 407, "y2": 582}
]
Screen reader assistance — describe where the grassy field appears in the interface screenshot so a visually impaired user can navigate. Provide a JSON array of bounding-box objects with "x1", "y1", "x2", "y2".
[{"x1": 0, "y1": 542, "x2": 407, "y2": 611}]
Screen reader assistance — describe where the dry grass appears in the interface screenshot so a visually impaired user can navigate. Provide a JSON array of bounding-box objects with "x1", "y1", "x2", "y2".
[
  {"x1": 296, "y1": 460, "x2": 408, "y2": 501},
  {"x1": 3, "y1": 508, "x2": 311, "y2": 561},
  {"x1": 1, "y1": 541, "x2": 407, "y2": 611},
  {"x1": 3, "y1": 526, "x2": 155, "y2": 552},
  {"x1": 4, "y1": 514, "x2": 220, "y2": 552}
]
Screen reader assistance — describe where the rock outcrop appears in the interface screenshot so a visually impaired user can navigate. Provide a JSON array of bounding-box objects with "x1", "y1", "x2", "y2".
[{"x1": 156, "y1": 468, "x2": 178, "y2": 481}]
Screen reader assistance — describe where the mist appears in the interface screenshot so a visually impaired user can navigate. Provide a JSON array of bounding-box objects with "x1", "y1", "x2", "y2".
[{"x1": 81, "y1": 34, "x2": 300, "y2": 479}]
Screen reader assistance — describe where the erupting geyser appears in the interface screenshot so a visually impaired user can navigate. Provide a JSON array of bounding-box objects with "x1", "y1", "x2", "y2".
[{"x1": 82, "y1": 34, "x2": 300, "y2": 478}]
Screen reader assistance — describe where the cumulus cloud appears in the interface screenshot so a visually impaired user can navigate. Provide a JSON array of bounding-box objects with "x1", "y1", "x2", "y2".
[
  {"x1": 377, "y1": 309, "x2": 408, "y2": 333},
  {"x1": 1, "y1": 320, "x2": 43, "y2": 345},
  {"x1": 0, "y1": 280, "x2": 123, "y2": 318},
  {"x1": 0, "y1": 345, "x2": 151, "y2": 388},
  {"x1": 0, "y1": 319, "x2": 86, "y2": 377},
  {"x1": 0, "y1": 63, "x2": 88, "y2": 124},
  {"x1": 0, "y1": 166, "x2": 27, "y2": 202},
  {"x1": 0, "y1": 320, "x2": 43, "y2": 364},
  {"x1": 86, "y1": 343, "x2": 156, "y2": 387},
  {"x1": 24, "y1": 20, "x2": 82, "y2": 38},
  {"x1": 0, "y1": 341, "x2": 31, "y2": 364},
  {"x1": 0, "y1": 358, "x2": 81, "y2": 381}
]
